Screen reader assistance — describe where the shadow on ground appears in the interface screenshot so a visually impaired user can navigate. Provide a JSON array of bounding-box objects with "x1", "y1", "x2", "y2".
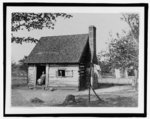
[
  {"x1": 97, "y1": 83, "x2": 130, "y2": 89},
  {"x1": 55, "y1": 93, "x2": 138, "y2": 107}
]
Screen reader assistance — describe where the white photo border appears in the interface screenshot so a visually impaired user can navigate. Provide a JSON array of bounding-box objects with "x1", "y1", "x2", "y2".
[{"x1": 3, "y1": 2, "x2": 148, "y2": 117}]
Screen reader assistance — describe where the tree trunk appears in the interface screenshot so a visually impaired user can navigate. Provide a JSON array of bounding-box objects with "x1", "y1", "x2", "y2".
[
  {"x1": 124, "y1": 68, "x2": 128, "y2": 78},
  {"x1": 135, "y1": 69, "x2": 138, "y2": 90},
  {"x1": 133, "y1": 69, "x2": 138, "y2": 90},
  {"x1": 115, "y1": 68, "x2": 121, "y2": 79}
]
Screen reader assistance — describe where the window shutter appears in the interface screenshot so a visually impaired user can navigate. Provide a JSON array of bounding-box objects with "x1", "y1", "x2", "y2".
[
  {"x1": 56, "y1": 70, "x2": 58, "y2": 77},
  {"x1": 66, "y1": 70, "x2": 73, "y2": 77}
]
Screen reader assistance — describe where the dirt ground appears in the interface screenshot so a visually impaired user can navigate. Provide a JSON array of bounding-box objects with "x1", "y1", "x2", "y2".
[{"x1": 11, "y1": 79, "x2": 138, "y2": 107}]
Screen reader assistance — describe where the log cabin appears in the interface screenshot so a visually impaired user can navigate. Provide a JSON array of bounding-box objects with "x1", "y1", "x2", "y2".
[{"x1": 25, "y1": 26, "x2": 98, "y2": 91}]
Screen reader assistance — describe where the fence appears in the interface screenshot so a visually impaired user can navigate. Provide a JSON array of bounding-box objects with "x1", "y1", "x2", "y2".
[{"x1": 99, "y1": 76, "x2": 134, "y2": 85}]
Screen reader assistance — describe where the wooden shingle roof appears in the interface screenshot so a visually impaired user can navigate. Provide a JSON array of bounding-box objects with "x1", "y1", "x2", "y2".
[{"x1": 25, "y1": 34, "x2": 89, "y2": 64}]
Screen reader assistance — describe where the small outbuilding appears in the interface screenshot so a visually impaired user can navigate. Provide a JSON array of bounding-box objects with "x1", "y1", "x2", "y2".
[{"x1": 25, "y1": 26, "x2": 98, "y2": 91}]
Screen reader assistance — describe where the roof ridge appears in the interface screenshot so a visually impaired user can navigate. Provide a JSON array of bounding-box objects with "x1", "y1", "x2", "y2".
[{"x1": 41, "y1": 33, "x2": 88, "y2": 39}]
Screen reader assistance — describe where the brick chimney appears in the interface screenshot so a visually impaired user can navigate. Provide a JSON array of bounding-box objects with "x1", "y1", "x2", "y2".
[{"x1": 89, "y1": 25, "x2": 96, "y2": 63}]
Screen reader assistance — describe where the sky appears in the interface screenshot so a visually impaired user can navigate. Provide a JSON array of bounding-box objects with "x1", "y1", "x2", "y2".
[{"x1": 11, "y1": 13, "x2": 130, "y2": 63}]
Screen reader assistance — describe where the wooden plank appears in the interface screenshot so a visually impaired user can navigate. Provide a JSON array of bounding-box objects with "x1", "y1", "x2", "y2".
[{"x1": 45, "y1": 64, "x2": 49, "y2": 88}]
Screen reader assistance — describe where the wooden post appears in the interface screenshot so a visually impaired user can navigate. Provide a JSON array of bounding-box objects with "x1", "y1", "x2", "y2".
[
  {"x1": 45, "y1": 64, "x2": 49, "y2": 89},
  {"x1": 88, "y1": 82, "x2": 91, "y2": 103},
  {"x1": 89, "y1": 63, "x2": 93, "y2": 103},
  {"x1": 33, "y1": 65, "x2": 37, "y2": 88}
]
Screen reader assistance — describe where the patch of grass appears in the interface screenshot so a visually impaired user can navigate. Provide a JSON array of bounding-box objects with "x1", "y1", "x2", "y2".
[
  {"x1": 11, "y1": 78, "x2": 27, "y2": 89},
  {"x1": 11, "y1": 69, "x2": 28, "y2": 89},
  {"x1": 106, "y1": 96, "x2": 137, "y2": 107}
]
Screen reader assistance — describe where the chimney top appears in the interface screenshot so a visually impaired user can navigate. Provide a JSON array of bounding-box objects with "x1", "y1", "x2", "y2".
[
  {"x1": 89, "y1": 25, "x2": 96, "y2": 27},
  {"x1": 89, "y1": 25, "x2": 96, "y2": 29},
  {"x1": 89, "y1": 25, "x2": 96, "y2": 63}
]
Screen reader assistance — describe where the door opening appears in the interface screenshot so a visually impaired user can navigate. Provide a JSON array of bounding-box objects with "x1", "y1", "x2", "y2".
[{"x1": 36, "y1": 65, "x2": 46, "y2": 86}]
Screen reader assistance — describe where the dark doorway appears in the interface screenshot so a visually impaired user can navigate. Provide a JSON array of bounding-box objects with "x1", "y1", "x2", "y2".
[{"x1": 36, "y1": 65, "x2": 46, "y2": 85}]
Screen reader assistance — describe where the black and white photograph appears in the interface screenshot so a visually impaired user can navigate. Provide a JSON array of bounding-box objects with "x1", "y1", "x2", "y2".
[{"x1": 3, "y1": 2, "x2": 148, "y2": 117}]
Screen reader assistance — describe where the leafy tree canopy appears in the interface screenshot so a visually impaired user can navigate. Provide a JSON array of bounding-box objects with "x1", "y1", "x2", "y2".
[
  {"x1": 109, "y1": 34, "x2": 138, "y2": 69},
  {"x1": 98, "y1": 13, "x2": 139, "y2": 70},
  {"x1": 12, "y1": 13, "x2": 73, "y2": 44},
  {"x1": 121, "y1": 13, "x2": 139, "y2": 42},
  {"x1": 18, "y1": 56, "x2": 28, "y2": 71}
]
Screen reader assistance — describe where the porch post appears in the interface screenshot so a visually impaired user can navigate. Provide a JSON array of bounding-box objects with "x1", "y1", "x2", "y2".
[
  {"x1": 45, "y1": 64, "x2": 49, "y2": 89},
  {"x1": 33, "y1": 65, "x2": 37, "y2": 88}
]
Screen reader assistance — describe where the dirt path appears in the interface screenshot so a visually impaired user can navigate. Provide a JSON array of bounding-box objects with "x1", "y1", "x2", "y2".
[{"x1": 11, "y1": 85, "x2": 137, "y2": 107}]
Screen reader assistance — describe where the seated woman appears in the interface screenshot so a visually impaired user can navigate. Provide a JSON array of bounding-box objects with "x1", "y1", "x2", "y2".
[{"x1": 37, "y1": 71, "x2": 46, "y2": 85}]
